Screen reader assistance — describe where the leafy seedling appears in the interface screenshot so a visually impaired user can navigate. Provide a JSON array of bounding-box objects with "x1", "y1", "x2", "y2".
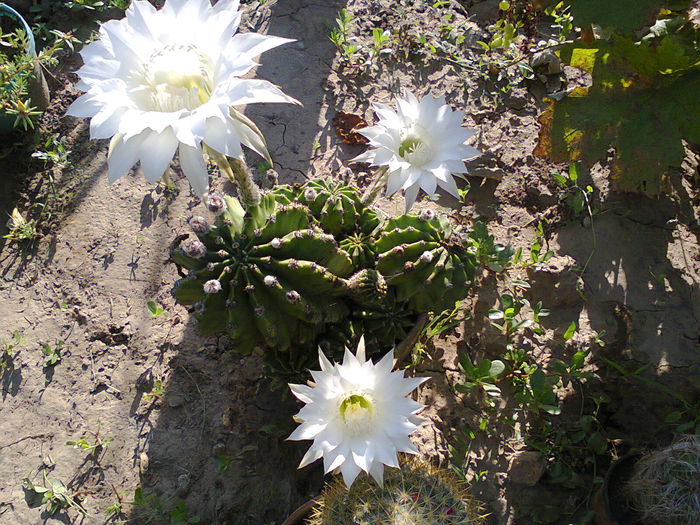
[
  {"x1": 66, "y1": 424, "x2": 114, "y2": 459},
  {"x1": 23, "y1": 474, "x2": 86, "y2": 517},
  {"x1": 456, "y1": 353, "x2": 506, "y2": 397},
  {"x1": 146, "y1": 300, "x2": 165, "y2": 318},
  {"x1": 41, "y1": 341, "x2": 64, "y2": 367}
]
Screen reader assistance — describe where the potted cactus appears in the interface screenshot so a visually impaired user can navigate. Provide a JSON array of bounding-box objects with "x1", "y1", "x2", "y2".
[
  {"x1": 596, "y1": 436, "x2": 700, "y2": 525},
  {"x1": 625, "y1": 436, "x2": 700, "y2": 525},
  {"x1": 287, "y1": 456, "x2": 484, "y2": 525}
]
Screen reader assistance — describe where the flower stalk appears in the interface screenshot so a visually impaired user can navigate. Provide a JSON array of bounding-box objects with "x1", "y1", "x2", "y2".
[
  {"x1": 210, "y1": 151, "x2": 261, "y2": 208},
  {"x1": 360, "y1": 166, "x2": 389, "y2": 206}
]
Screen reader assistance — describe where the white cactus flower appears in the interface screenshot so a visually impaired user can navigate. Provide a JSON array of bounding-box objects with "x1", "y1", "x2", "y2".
[
  {"x1": 287, "y1": 338, "x2": 428, "y2": 487},
  {"x1": 67, "y1": 0, "x2": 298, "y2": 197},
  {"x1": 353, "y1": 92, "x2": 480, "y2": 211}
]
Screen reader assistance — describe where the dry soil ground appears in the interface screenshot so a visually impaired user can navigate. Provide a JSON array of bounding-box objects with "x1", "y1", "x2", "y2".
[{"x1": 0, "y1": 1, "x2": 698, "y2": 524}]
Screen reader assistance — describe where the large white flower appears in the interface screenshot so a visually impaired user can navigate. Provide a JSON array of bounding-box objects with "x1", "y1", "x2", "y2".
[
  {"x1": 67, "y1": 0, "x2": 298, "y2": 197},
  {"x1": 353, "y1": 92, "x2": 480, "y2": 211},
  {"x1": 287, "y1": 338, "x2": 428, "y2": 487}
]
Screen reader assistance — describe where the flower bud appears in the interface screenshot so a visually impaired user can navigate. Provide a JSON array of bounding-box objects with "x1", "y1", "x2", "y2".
[
  {"x1": 181, "y1": 238, "x2": 206, "y2": 259},
  {"x1": 303, "y1": 188, "x2": 317, "y2": 201},
  {"x1": 419, "y1": 209, "x2": 435, "y2": 221},
  {"x1": 207, "y1": 193, "x2": 226, "y2": 214},
  {"x1": 419, "y1": 250, "x2": 434, "y2": 263},
  {"x1": 189, "y1": 215, "x2": 210, "y2": 235},
  {"x1": 203, "y1": 279, "x2": 222, "y2": 294}
]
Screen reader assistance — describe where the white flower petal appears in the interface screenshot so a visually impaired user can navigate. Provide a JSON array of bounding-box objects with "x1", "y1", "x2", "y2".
[
  {"x1": 297, "y1": 445, "x2": 323, "y2": 469},
  {"x1": 139, "y1": 128, "x2": 178, "y2": 182},
  {"x1": 404, "y1": 183, "x2": 420, "y2": 212},
  {"x1": 289, "y1": 383, "x2": 314, "y2": 404},
  {"x1": 178, "y1": 143, "x2": 209, "y2": 197},
  {"x1": 227, "y1": 33, "x2": 295, "y2": 62},
  {"x1": 368, "y1": 459, "x2": 385, "y2": 486},
  {"x1": 108, "y1": 132, "x2": 148, "y2": 182},
  {"x1": 288, "y1": 422, "x2": 326, "y2": 441},
  {"x1": 226, "y1": 78, "x2": 300, "y2": 106},
  {"x1": 339, "y1": 457, "x2": 362, "y2": 486}
]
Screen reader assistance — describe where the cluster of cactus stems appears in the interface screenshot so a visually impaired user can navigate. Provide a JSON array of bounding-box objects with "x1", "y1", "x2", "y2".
[
  {"x1": 309, "y1": 455, "x2": 485, "y2": 525},
  {"x1": 171, "y1": 177, "x2": 480, "y2": 370}
]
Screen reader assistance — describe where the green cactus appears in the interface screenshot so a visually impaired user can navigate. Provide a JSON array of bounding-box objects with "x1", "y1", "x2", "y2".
[
  {"x1": 309, "y1": 455, "x2": 484, "y2": 525},
  {"x1": 299, "y1": 179, "x2": 375, "y2": 236},
  {"x1": 375, "y1": 210, "x2": 477, "y2": 312},
  {"x1": 347, "y1": 269, "x2": 387, "y2": 307},
  {"x1": 340, "y1": 230, "x2": 377, "y2": 269},
  {"x1": 171, "y1": 190, "x2": 353, "y2": 354}
]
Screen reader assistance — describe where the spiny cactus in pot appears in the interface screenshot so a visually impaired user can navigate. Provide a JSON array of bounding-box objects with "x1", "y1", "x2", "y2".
[
  {"x1": 171, "y1": 190, "x2": 354, "y2": 354},
  {"x1": 308, "y1": 455, "x2": 484, "y2": 525},
  {"x1": 375, "y1": 209, "x2": 478, "y2": 313},
  {"x1": 625, "y1": 436, "x2": 700, "y2": 525}
]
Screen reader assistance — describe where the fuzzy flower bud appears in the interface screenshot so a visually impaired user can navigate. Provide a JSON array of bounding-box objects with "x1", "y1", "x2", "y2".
[
  {"x1": 419, "y1": 250, "x2": 434, "y2": 263},
  {"x1": 203, "y1": 279, "x2": 222, "y2": 294},
  {"x1": 303, "y1": 188, "x2": 317, "y2": 201},
  {"x1": 286, "y1": 290, "x2": 301, "y2": 303},
  {"x1": 207, "y1": 193, "x2": 226, "y2": 215},
  {"x1": 181, "y1": 238, "x2": 206, "y2": 259},
  {"x1": 419, "y1": 209, "x2": 435, "y2": 221},
  {"x1": 189, "y1": 215, "x2": 210, "y2": 235},
  {"x1": 263, "y1": 275, "x2": 278, "y2": 287},
  {"x1": 271, "y1": 237, "x2": 282, "y2": 248}
]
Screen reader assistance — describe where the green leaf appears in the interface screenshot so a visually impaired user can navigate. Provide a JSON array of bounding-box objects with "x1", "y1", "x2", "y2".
[
  {"x1": 665, "y1": 410, "x2": 682, "y2": 423},
  {"x1": 536, "y1": 34, "x2": 700, "y2": 194},
  {"x1": 147, "y1": 300, "x2": 163, "y2": 318},
  {"x1": 563, "y1": 321, "x2": 577, "y2": 341},
  {"x1": 489, "y1": 359, "x2": 506, "y2": 377}
]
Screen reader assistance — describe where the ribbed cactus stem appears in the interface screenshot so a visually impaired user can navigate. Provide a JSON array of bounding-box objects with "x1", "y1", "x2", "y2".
[
  {"x1": 211, "y1": 151, "x2": 261, "y2": 208},
  {"x1": 361, "y1": 166, "x2": 389, "y2": 205}
]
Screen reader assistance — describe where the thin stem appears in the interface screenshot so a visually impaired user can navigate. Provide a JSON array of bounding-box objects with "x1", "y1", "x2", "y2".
[
  {"x1": 211, "y1": 151, "x2": 261, "y2": 208},
  {"x1": 360, "y1": 166, "x2": 389, "y2": 205}
]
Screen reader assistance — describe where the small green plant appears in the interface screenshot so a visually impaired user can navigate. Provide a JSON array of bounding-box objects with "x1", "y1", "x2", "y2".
[
  {"x1": 146, "y1": 300, "x2": 165, "y2": 318},
  {"x1": 456, "y1": 353, "x2": 506, "y2": 398},
  {"x1": 626, "y1": 436, "x2": 700, "y2": 525},
  {"x1": 23, "y1": 474, "x2": 86, "y2": 517},
  {"x1": 31, "y1": 133, "x2": 71, "y2": 169},
  {"x1": 3, "y1": 207, "x2": 39, "y2": 242},
  {"x1": 0, "y1": 24, "x2": 77, "y2": 131},
  {"x1": 469, "y1": 221, "x2": 515, "y2": 272},
  {"x1": 550, "y1": 163, "x2": 594, "y2": 219},
  {"x1": 488, "y1": 290, "x2": 549, "y2": 339},
  {"x1": 329, "y1": 8, "x2": 361, "y2": 64},
  {"x1": 0, "y1": 330, "x2": 24, "y2": 373},
  {"x1": 309, "y1": 456, "x2": 484, "y2": 524},
  {"x1": 144, "y1": 378, "x2": 163, "y2": 401},
  {"x1": 132, "y1": 487, "x2": 200, "y2": 524},
  {"x1": 41, "y1": 340, "x2": 64, "y2": 367},
  {"x1": 66, "y1": 425, "x2": 114, "y2": 458}
]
